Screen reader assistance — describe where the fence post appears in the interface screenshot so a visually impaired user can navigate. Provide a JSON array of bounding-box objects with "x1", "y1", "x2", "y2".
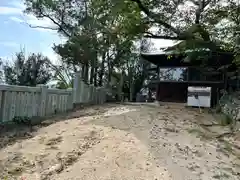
[
  {"x1": 0, "y1": 89, "x2": 5, "y2": 122},
  {"x1": 93, "y1": 87, "x2": 96, "y2": 104},
  {"x1": 73, "y1": 73, "x2": 81, "y2": 104},
  {"x1": 103, "y1": 88, "x2": 106, "y2": 103},
  {"x1": 99, "y1": 88, "x2": 102, "y2": 104},
  {"x1": 38, "y1": 85, "x2": 47, "y2": 117},
  {"x1": 97, "y1": 87, "x2": 100, "y2": 104},
  {"x1": 89, "y1": 84, "x2": 94, "y2": 104},
  {"x1": 101, "y1": 88, "x2": 104, "y2": 104},
  {"x1": 67, "y1": 88, "x2": 74, "y2": 110}
]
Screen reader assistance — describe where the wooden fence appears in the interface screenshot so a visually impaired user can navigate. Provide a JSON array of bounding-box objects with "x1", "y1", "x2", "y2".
[{"x1": 0, "y1": 73, "x2": 106, "y2": 122}]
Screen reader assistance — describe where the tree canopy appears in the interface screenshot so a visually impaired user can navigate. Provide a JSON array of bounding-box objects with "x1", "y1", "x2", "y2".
[
  {"x1": 131, "y1": 0, "x2": 239, "y2": 61},
  {"x1": 3, "y1": 51, "x2": 52, "y2": 86},
  {"x1": 23, "y1": 0, "x2": 240, "y2": 97}
]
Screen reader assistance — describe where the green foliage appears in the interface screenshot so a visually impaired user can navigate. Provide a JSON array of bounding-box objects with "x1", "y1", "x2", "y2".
[
  {"x1": 233, "y1": 25, "x2": 240, "y2": 65},
  {"x1": 216, "y1": 105, "x2": 222, "y2": 113},
  {"x1": 53, "y1": 31, "x2": 98, "y2": 67},
  {"x1": 0, "y1": 59, "x2": 3, "y2": 84},
  {"x1": 55, "y1": 81, "x2": 72, "y2": 89},
  {"x1": 23, "y1": 0, "x2": 240, "y2": 98},
  {"x1": 24, "y1": 0, "x2": 88, "y2": 37},
  {"x1": 132, "y1": 0, "x2": 240, "y2": 66},
  {"x1": 12, "y1": 116, "x2": 31, "y2": 125},
  {"x1": 3, "y1": 51, "x2": 52, "y2": 86},
  {"x1": 220, "y1": 114, "x2": 233, "y2": 126},
  {"x1": 48, "y1": 61, "x2": 74, "y2": 89}
]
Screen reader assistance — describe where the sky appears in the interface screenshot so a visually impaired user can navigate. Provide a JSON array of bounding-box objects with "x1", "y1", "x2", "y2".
[{"x1": 0, "y1": 0, "x2": 66, "y2": 64}]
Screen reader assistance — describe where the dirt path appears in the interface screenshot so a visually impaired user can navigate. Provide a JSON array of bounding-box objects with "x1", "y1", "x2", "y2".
[{"x1": 0, "y1": 103, "x2": 239, "y2": 180}]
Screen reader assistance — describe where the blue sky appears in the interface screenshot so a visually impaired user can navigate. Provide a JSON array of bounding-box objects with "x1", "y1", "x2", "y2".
[{"x1": 0, "y1": 0, "x2": 65, "y2": 64}]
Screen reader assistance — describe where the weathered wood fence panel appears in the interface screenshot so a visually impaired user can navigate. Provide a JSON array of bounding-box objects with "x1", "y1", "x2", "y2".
[
  {"x1": 0, "y1": 73, "x2": 107, "y2": 122},
  {"x1": 46, "y1": 89, "x2": 73, "y2": 115},
  {"x1": 0, "y1": 85, "x2": 41, "y2": 122}
]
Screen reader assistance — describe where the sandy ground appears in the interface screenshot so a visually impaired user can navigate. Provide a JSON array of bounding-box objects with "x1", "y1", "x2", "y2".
[{"x1": 0, "y1": 103, "x2": 239, "y2": 180}]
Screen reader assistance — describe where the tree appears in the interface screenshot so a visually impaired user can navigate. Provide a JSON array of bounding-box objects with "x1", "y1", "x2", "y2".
[
  {"x1": 24, "y1": 0, "x2": 147, "y2": 86},
  {"x1": 132, "y1": 0, "x2": 239, "y2": 61},
  {"x1": 0, "y1": 59, "x2": 3, "y2": 84},
  {"x1": 3, "y1": 51, "x2": 52, "y2": 86},
  {"x1": 48, "y1": 60, "x2": 74, "y2": 89},
  {"x1": 24, "y1": 0, "x2": 89, "y2": 37}
]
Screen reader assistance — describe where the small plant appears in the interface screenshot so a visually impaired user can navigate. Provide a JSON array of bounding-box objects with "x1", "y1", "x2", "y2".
[
  {"x1": 188, "y1": 128, "x2": 203, "y2": 135},
  {"x1": 12, "y1": 116, "x2": 31, "y2": 125},
  {"x1": 215, "y1": 105, "x2": 221, "y2": 113},
  {"x1": 220, "y1": 114, "x2": 233, "y2": 126}
]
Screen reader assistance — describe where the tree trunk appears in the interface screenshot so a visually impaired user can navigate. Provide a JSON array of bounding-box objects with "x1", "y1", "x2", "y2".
[
  {"x1": 94, "y1": 66, "x2": 98, "y2": 87},
  {"x1": 129, "y1": 68, "x2": 134, "y2": 102},
  {"x1": 81, "y1": 64, "x2": 85, "y2": 79},
  {"x1": 99, "y1": 53, "x2": 105, "y2": 86},
  {"x1": 90, "y1": 64, "x2": 94, "y2": 84},
  {"x1": 84, "y1": 64, "x2": 89, "y2": 83},
  {"x1": 90, "y1": 53, "x2": 97, "y2": 85},
  {"x1": 118, "y1": 70, "x2": 124, "y2": 102},
  {"x1": 107, "y1": 51, "x2": 112, "y2": 85}
]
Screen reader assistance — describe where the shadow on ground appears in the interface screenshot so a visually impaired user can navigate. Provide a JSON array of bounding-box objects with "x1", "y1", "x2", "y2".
[{"x1": 0, "y1": 103, "x2": 118, "y2": 150}]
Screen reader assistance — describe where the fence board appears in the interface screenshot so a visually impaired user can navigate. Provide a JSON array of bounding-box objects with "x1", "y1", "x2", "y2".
[
  {"x1": 3, "y1": 91, "x2": 9, "y2": 122},
  {"x1": 0, "y1": 78, "x2": 107, "y2": 122}
]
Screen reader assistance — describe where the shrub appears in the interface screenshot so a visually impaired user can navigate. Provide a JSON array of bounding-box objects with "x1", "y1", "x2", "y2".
[{"x1": 12, "y1": 116, "x2": 31, "y2": 125}]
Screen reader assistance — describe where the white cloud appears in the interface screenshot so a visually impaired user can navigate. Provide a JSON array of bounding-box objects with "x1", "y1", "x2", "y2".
[
  {"x1": 0, "y1": 6, "x2": 21, "y2": 15},
  {"x1": 10, "y1": 14, "x2": 57, "y2": 32},
  {"x1": 0, "y1": 1, "x2": 56, "y2": 32},
  {"x1": 38, "y1": 40, "x2": 63, "y2": 64},
  {"x1": 44, "y1": 49, "x2": 61, "y2": 65},
  {"x1": 9, "y1": 14, "x2": 57, "y2": 32},
  {"x1": 24, "y1": 14, "x2": 57, "y2": 31},
  {"x1": 9, "y1": 16, "x2": 24, "y2": 23},
  {"x1": 0, "y1": 42, "x2": 19, "y2": 48},
  {"x1": 8, "y1": 0, "x2": 25, "y2": 10}
]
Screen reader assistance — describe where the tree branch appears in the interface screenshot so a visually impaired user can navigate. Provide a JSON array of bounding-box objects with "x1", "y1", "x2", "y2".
[
  {"x1": 131, "y1": 0, "x2": 181, "y2": 35},
  {"x1": 28, "y1": 23, "x2": 58, "y2": 30},
  {"x1": 37, "y1": 11, "x2": 72, "y2": 37},
  {"x1": 195, "y1": 0, "x2": 202, "y2": 24},
  {"x1": 195, "y1": 0, "x2": 213, "y2": 24},
  {"x1": 33, "y1": 0, "x2": 89, "y2": 39},
  {"x1": 144, "y1": 32, "x2": 186, "y2": 40}
]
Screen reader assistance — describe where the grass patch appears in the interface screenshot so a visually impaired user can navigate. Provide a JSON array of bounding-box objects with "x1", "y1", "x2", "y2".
[
  {"x1": 215, "y1": 105, "x2": 222, "y2": 113},
  {"x1": 187, "y1": 128, "x2": 213, "y2": 140},
  {"x1": 212, "y1": 172, "x2": 230, "y2": 179},
  {"x1": 164, "y1": 127, "x2": 179, "y2": 133},
  {"x1": 45, "y1": 136, "x2": 63, "y2": 146},
  {"x1": 218, "y1": 139, "x2": 239, "y2": 157},
  {"x1": 7, "y1": 166, "x2": 23, "y2": 176},
  {"x1": 187, "y1": 128, "x2": 202, "y2": 134},
  {"x1": 223, "y1": 141, "x2": 234, "y2": 153},
  {"x1": 220, "y1": 114, "x2": 233, "y2": 126}
]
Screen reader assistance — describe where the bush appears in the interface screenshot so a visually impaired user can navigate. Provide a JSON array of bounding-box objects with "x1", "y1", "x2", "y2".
[
  {"x1": 12, "y1": 116, "x2": 31, "y2": 125},
  {"x1": 220, "y1": 114, "x2": 233, "y2": 126},
  {"x1": 215, "y1": 105, "x2": 222, "y2": 113}
]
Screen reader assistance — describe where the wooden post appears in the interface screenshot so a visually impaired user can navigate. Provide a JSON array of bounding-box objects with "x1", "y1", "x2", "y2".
[
  {"x1": 67, "y1": 88, "x2": 73, "y2": 110},
  {"x1": 73, "y1": 73, "x2": 81, "y2": 104},
  {"x1": 38, "y1": 85, "x2": 47, "y2": 117},
  {"x1": 223, "y1": 66, "x2": 228, "y2": 91},
  {"x1": 156, "y1": 65, "x2": 160, "y2": 101},
  {"x1": 237, "y1": 69, "x2": 240, "y2": 90},
  {"x1": 90, "y1": 84, "x2": 95, "y2": 104},
  {"x1": 0, "y1": 89, "x2": 5, "y2": 122}
]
